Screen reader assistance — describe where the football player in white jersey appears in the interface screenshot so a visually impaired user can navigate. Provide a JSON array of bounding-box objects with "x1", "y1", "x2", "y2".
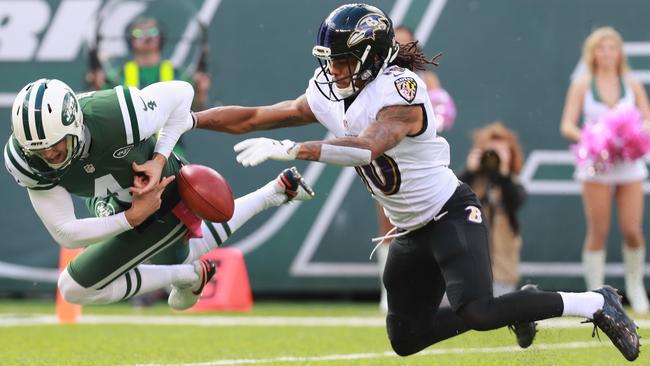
[{"x1": 194, "y1": 3, "x2": 639, "y2": 361}]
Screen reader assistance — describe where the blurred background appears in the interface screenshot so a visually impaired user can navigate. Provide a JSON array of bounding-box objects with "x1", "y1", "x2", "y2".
[{"x1": 1, "y1": 0, "x2": 649, "y2": 299}]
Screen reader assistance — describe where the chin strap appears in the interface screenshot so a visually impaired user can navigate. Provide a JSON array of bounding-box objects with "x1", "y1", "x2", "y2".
[{"x1": 378, "y1": 43, "x2": 399, "y2": 75}]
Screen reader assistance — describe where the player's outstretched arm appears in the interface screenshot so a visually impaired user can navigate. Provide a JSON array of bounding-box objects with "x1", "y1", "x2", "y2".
[
  {"x1": 195, "y1": 95, "x2": 317, "y2": 134},
  {"x1": 234, "y1": 104, "x2": 423, "y2": 167}
]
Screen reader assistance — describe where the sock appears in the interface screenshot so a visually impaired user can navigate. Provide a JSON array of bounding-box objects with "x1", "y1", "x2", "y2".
[
  {"x1": 59, "y1": 264, "x2": 197, "y2": 305},
  {"x1": 558, "y1": 291, "x2": 604, "y2": 318},
  {"x1": 107, "y1": 264, "x2": 197, "y2": 302},
  {"x1": 184, "y1": 185, "x2": 277, "y2": 263},
  {"x1": 230, "y1": 182, "x2": 284, "y2": 232},
  {"x1": 582, "y1": 249, "x2": 605, "y2": 290},
  {"x1": 492, "y1": 282, "x2": 516, "y2": 297},
  {"x1": 623, "y1": 245, "x2": 649, "y2": 313}
]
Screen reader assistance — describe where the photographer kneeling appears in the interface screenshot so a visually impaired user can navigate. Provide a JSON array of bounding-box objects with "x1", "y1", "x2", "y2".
[{"x1": 460, "y1": 122, "x2": 527, "y2": 296}]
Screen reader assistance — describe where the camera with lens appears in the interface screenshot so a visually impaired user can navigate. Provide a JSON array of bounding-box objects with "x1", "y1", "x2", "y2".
[{"x1": 479, "y1": 149, "x2": 501, "y2": 176}]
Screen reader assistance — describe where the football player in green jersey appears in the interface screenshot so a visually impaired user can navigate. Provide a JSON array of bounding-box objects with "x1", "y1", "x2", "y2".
[{"x1": 4, "y1": 78, "x2": 314, "y2": 310}]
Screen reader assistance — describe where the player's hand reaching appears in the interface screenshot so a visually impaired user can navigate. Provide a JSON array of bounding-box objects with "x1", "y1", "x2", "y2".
[
  {"x1": 125, "y1": 175, "x2": 175, "y2": 227},
  {"x1": 131, "y1": 153, "x2": 166, "y2": 193},
  {"x1": 234, "y1": 138, "x2": 300, "y2": 167}
]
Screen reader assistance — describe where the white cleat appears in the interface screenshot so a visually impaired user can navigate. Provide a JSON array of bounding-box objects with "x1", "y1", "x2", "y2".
[
  {"x1": 276, "y1": 166, "x2": 315, "y2": 202},
  {"x1": 168, "y1": 259, "x2": 216, "y2": 311},
  {"x1": 263, "y1": 167, "x2": 315, "y2": 208}
]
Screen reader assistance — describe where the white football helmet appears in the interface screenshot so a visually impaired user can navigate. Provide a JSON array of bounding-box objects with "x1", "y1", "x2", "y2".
[{"x1": 11, "y1": 79, "x2": 84, "y2": 172}]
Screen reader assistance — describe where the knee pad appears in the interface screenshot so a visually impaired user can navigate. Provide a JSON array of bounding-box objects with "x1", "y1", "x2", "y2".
[
  {"x1": 57, "y1": 269, "x2": 91, "y2": 305},
  {"x1": 386, "y1": 313, "x2": 423, "y2": 356}
]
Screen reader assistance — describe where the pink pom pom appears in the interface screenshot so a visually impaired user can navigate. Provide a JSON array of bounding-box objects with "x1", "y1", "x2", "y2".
[
  {"x1": 603, "y1": 107, "x2": 650, "y2": 161},
  {"x1": 428, "y1": 88, "x2": 457, "y2": 132},
  {"x1": 573, "y1": 106, "x2": 650, "y2": 174}
]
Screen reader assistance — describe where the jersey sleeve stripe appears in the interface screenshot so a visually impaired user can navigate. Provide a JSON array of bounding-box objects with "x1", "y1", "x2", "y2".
[
  {"x1": 33, "y1": 82, "x2": 47, "y2": 140},
  {"x1": 4, "y1": 145, "x2": 34, "y2": 185},
  {"x1": 115, "y1": 86, "x2": 134, "y2": 145},
  {"x1": 122, "y1": 87, "x2": 140, "y2": 142},
  {"x1": 21, "y1": 87, "x2": 33, "y2": 141},
  {"x1": 6, "y1": 142, "x2": 40, "y2": 182},
  {"x1": 4, "y1": 145, "x2": 39, "y2": 187},
  {"x1": 4, "y1": 140, "x2": 56, "y2": 190}
]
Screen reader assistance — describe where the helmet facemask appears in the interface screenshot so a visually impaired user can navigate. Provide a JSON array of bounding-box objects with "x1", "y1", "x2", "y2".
[
  {"x1": 25, "y1": 133, "x2": 83, "y2": 169},
  {"x1": 313, "y1": 45, "x2": 374, "y2": 101},
  {"x1": 21, "y1": 132, "x2": 84, "y2": 181}
]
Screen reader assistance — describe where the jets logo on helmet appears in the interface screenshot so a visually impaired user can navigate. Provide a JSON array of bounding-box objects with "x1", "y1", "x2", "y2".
[
  {"x1": 347, "y1": 14, "x2": 389, "y2": 47},
  {"x1": 10, "y1": 79, "x2": 85, "y2": 181},
  {"x1": 61, "y1": 92, "x2": 79, "y2": 126}
]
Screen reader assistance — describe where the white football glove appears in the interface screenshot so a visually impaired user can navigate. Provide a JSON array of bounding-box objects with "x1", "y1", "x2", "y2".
[{"x1": 233, "y1": 138, "x2": 300, "y2": 167}]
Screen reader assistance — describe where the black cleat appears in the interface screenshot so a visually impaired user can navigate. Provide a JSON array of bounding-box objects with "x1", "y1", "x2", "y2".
[
  {"x1": 277, "y1": 167, "x2": 315, "y2": 202},
  {"x1": 589, "y1": 285, "x2": 640, "y2": 361},
  {"x1": 509, "y1": 284, "x2": 540, "y2": 349}
]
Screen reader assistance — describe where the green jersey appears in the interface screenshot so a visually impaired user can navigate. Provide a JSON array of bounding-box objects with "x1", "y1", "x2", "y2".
[
  {"x1": 4, "y1": 86, "x2": 183, "y2": 215},
  {"x1": 4, "y1": 83, "x2": 196, "y2": 289}
]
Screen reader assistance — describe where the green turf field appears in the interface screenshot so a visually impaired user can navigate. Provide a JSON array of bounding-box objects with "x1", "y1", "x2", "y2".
[{"x1": 0, "y1": 300, "x2": 647, "y2": 366}]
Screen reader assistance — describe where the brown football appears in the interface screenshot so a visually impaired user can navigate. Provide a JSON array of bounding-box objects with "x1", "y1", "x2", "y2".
[{"x1": 178, "y1": 164, "x2": 234, "y2": 223}]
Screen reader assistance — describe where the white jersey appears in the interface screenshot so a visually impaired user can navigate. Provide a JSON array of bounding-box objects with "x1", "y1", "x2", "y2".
[
  {"x1": 576, "y1": 77, "x2": 648, "y2": 183},
  {"x1": 305, "y1": 65, "x2": 458, "y2": 230}
]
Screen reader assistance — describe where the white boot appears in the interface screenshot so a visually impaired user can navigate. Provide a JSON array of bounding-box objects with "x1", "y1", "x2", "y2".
[
  {"x1": 168, "y1": 259, "x2": 216, "y2": 311},
  {"x1": 583, "y1": 249, "x2": 605, "y2": 290},
  {"x1": 262, "y1": 167, "x2": 315, "y2": 208},
  {"x1": 623, "y1": 246, "x2": 649, "y2": 314},
  {"x1": 377, "y1": 244, "x2": 389, "y2": 313}
]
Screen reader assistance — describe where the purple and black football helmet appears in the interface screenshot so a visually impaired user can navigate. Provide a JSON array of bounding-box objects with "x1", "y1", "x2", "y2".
[{"x1": 312, "y1": 3, "x2": 399, "y2": 101}]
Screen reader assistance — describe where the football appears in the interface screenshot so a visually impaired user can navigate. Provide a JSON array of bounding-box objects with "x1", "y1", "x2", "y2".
[{"x1": 177, "y1": 164, "x2": 234, "y2": 223}]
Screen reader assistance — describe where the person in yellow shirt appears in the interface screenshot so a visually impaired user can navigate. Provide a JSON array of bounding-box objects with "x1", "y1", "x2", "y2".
[{"x1": 88, "y1": 17, "x2": 210, "y2": 110}]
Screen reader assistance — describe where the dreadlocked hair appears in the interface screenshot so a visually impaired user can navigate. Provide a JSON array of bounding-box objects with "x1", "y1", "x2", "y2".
[{"x1": 390, "y1": 41, "x2": 442, "y2": 71}]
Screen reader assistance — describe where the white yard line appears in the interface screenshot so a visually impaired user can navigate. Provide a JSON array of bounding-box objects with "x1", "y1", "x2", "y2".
[
  {"x1": 1, "y1": 314, "x2": 646, "y2": 365},
  {"x1": 0, "y1": 314, "x2": 649, "y2": 329},
  {"x1": 127, "y1": 340, "x2": 650, "y2": 366}
]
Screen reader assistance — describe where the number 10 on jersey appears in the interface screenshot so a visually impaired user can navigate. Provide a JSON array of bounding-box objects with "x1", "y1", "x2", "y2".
[{"x1": 354, "y1": 154, "x2": 402, "y2": 195}]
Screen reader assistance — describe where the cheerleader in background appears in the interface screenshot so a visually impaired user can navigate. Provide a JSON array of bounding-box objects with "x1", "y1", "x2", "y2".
[{"x1": 560, "y1": 26, "x2": 650, "y2": 313}]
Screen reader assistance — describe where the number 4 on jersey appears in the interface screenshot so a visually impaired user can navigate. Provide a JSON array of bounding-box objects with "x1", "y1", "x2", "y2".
[{"x1": 94, "y1": 174, "x2": 131, "y2": 203}]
